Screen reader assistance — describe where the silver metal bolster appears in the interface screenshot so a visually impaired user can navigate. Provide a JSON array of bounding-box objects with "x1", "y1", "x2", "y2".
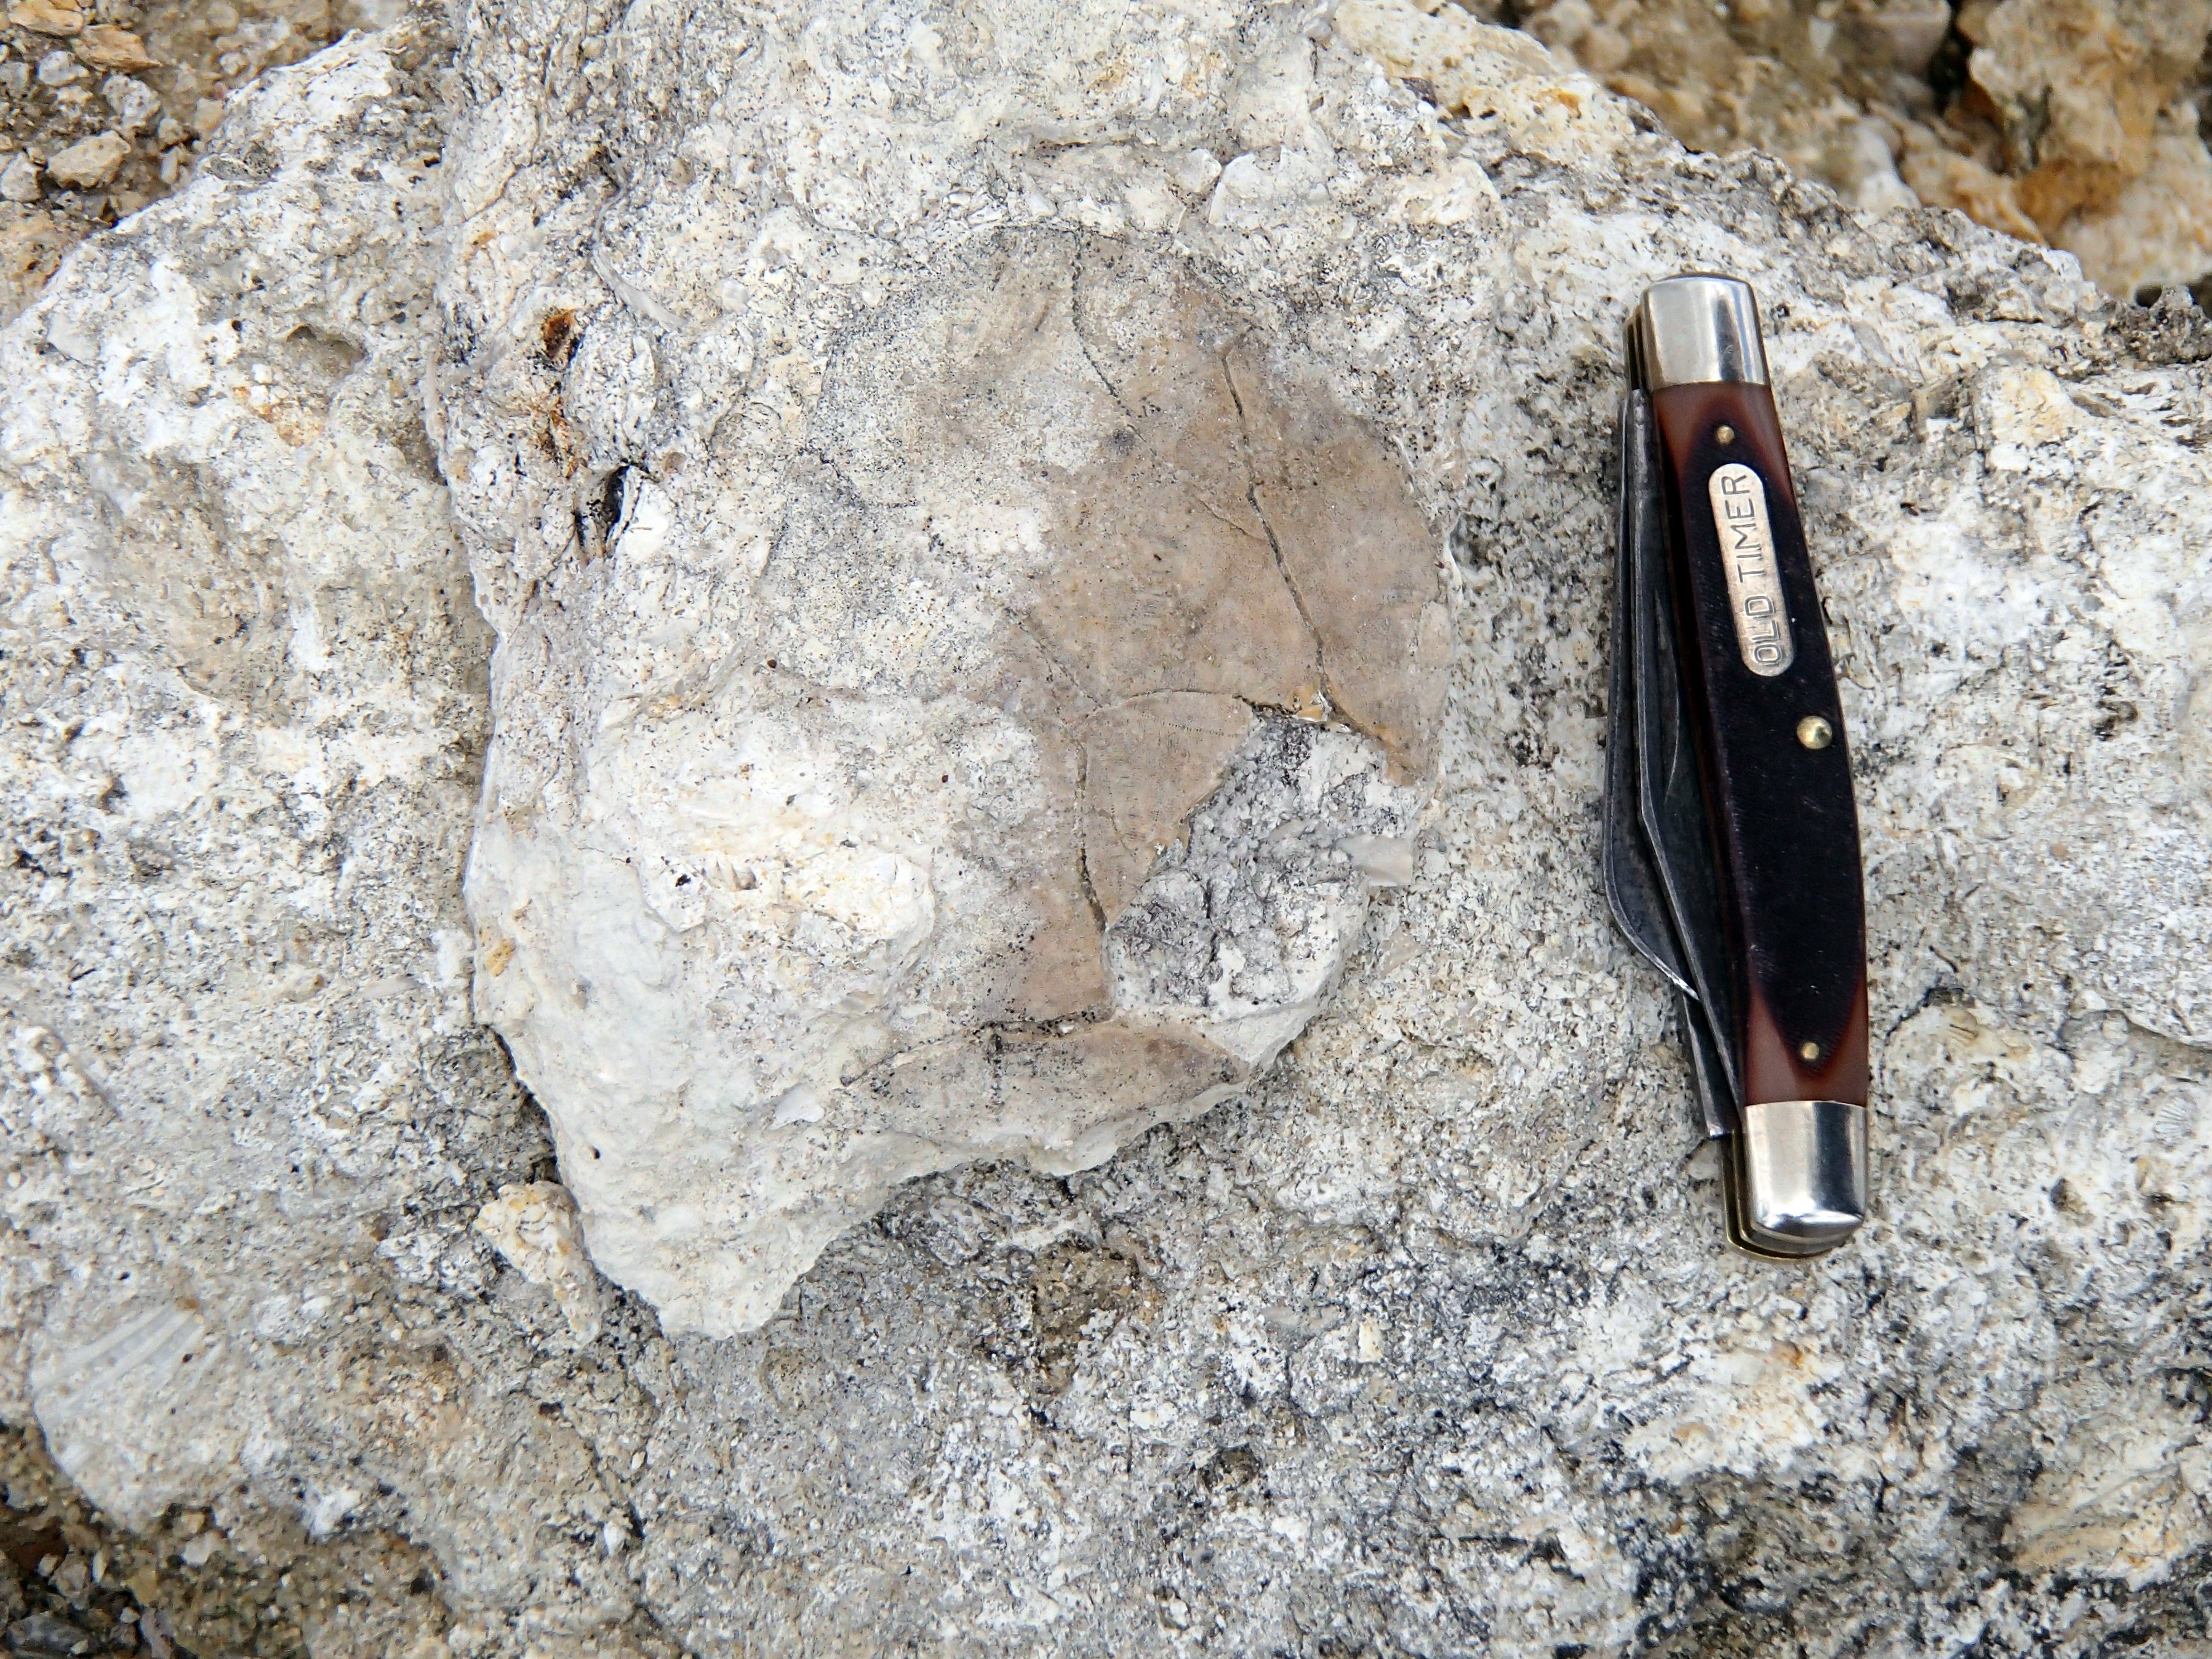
[
  {"x1": 1726, "y1": 1100, "x2": 1868, "y2": 1258},
  {"x1": 1629, "y1": 275, "x2": 1770, "y2": 390}
]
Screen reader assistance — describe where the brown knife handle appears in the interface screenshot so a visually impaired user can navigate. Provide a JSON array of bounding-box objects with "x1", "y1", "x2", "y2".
[{"x1": 1649, "y1": 381, "x2": 1868, "y2": 1110}]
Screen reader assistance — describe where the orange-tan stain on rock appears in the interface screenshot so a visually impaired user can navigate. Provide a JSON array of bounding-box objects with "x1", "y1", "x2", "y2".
[
  {"x1": 1030, "y1": 242, "x2": 1449, "y2": 954},
  {"x1": 785, "y1": 234, "x2": 1448, "y2": 1028},
  {"x1": 1233, "y1": 349, "x2": 1453, "y2": 784},
  {"x1": 963, "y1": 238, "x2": 1451, "y2": 1007},
  {"x1": 1079, "y1": 691, "x2": 1258, "y2": 923}
]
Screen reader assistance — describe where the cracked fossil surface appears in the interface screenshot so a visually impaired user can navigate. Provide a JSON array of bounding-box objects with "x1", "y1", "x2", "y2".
[{"x1": 465, "y1": 234, "x2": 1450, "y2": 1336}]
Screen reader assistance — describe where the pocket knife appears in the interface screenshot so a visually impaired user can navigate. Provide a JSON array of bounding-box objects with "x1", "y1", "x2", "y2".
[{"x1": 1603, "y1": 275, "x2": 1871, "y2": 1259}]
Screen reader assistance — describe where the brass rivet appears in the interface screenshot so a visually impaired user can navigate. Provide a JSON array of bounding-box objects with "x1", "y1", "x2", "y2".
[
  {"x1": 1797, "y1": 715, "x2": 1834, "y2": 750},
  {"x1": 1800, "y1": 1041, "x2": 1821, "y2": 1062},
  {"x1": 1715, "y1": 424, "x2": 1736, "y2": 444}
]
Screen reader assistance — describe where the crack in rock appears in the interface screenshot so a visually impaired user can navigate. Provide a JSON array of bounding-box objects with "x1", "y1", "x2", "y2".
[{"x1": 463, "y1": 232, "x2": 1449, "y2": 1334}]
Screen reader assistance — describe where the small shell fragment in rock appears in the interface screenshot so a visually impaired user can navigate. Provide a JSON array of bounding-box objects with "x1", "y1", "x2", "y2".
[
  {"x1": 43, "y1": 132, "x2": 129, "y2": 190},
  {"x1": 0, "y1": 153, "x2": 39, "y2": 203},
  {"x1": 474, "y1": 1181, "x2": 607, "y2": 1343},
  {"x1": 4, "y1": 0, "x2": 83, "y2": 35},
  {"x1": 74, "y1": 25, "x2": 158, "y2": 71}
]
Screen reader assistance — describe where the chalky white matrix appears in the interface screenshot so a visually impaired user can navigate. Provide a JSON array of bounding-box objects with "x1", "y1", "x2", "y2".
[{"x1": 0, "y1": 0, "x2": 2206, "y2": 1652}]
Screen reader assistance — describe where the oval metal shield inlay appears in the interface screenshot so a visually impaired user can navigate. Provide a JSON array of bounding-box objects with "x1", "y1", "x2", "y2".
[{"x1": 1707, "y1": 463, "x2": 1794, "y2": 676}]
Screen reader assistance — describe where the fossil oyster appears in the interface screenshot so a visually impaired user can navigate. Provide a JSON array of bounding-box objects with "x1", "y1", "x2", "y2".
[{"x1": 465, "y1": 236, "x2": 1451, "y2": 1335}]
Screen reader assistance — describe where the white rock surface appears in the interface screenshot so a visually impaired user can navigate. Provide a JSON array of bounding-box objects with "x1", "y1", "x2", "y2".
[
  {"x1": 0, "y1": 0, "x2": 2208, "y2": 1654},
  {"x1": 459, "y1": 229, "x2": 1449, "y2": 1334}
]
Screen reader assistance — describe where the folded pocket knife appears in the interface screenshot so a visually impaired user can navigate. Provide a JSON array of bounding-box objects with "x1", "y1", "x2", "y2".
[{"x1": 1603, "y1": 275, "x2": 1871, "y2": 1259}]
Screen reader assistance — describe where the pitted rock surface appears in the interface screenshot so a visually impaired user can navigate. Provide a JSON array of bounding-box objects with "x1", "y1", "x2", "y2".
[{"x1": 0, "y1": 0, "x2": 2207, "y2": 1655}]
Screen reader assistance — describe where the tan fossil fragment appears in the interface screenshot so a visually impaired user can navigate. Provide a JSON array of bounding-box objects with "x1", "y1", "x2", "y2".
[
  {"x1": 463, "y1": 234, "x2": 1451, "y2": 1331},
  {"x1": 5, "y1": 0, "x2": 84, "y2": 36},
  {"x1": 1080, "y1": 692, "x2": 1258, "y2": 923},
  {"x1": 73, "y1": 24, "x2": 159, "y2": 71}
]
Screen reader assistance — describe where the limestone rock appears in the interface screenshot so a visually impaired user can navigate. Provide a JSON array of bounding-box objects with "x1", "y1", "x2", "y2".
[
  {"x1": 1962, "y1": 0, "x2": 2212, "y2": 235},
  {"x1": 1520, "y1": 0, "x2": 2212, "y2": 298},
  {"x1": 0, "y1": 17, "x2": 620, "y2": 1621},
  {"x1": 460, "y1": 231, "x2": 1448, "y2": 1335},
  {"x1": 41, "y1": 132, "x2": 125, "y2": 190},
  {"x1": 0, "y1": 0, "x2": 381, "y2": 327},
  {"x1": 2055, "y1": 109, "x2": 2212, "y2": 296},
  {"x1": 0, "y1": 154, "x2": 37, "y2": 203},
  {"x1": 473, "y1": 1182, "x2": 605, "y2": 1344},
  {"x1": 0, "y1": 0, "x2": 2209, "y2": 1655},
  {"x1": 4, "y1": 0, "x2": 81, "y2": 37},
  {"x1": 72, "y1": 25, "x2": 158, "y2": 74},
  {"x1": 1513, "y1": 0, "x2": 1938, "y2": 188}
]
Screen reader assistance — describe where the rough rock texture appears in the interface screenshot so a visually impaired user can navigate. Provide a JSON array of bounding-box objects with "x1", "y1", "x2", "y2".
[
  {"x1": 1519, "y1": 0, "x2": 2212, "y2": 302},
  {"x1": 0, "y1": 17, "x2": 656, "y2": 1653},
  {"x1": 0, "y1": 1424, "x2": 452, "y2": 1659},
  {"x1": 461, "y1": 224, "x2": 1448, "y2": 1335},
  {"x1": 0, "y1": 0, "x2": 404, "y2": 326},
  {"x1": 1957, "y1": 0, "x2": 2210, "y2": 231},
  {"x1": 1511, "y1": 0, "x2": 1953, "y2": 201},
  {"x1": 1, "y1": 1, "x2": 2210, "y2": 1656}
]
